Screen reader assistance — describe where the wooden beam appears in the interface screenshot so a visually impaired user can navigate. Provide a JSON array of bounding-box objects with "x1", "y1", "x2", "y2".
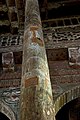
[
  {"x1": 6, "y1": 0, "x2": 15, "y2": 7},
  {"x1": 0, "y1": 20, "x2": 10, "y2": 26},
  {"x1": 43, "y1": 0, "x2": 48, "y2": 19},
  {"x1": 6, "y1": 0, "x2": 19, "y2": 34},
  {"x1": 0, "y1": 5, "x2": 8, "y2": 12},
  {"x1": 15, "y1": 0, "x2": 24, "y2": 30}
]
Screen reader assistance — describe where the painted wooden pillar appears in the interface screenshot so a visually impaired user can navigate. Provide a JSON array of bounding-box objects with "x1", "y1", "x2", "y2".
[{"x1": 20, "y1": 0, "x2": 54, "y2": 120}]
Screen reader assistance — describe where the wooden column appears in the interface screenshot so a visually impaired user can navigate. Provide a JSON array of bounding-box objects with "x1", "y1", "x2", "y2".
[{"x1": 20, "y1": 0, "x2": 54, "y2": 120}]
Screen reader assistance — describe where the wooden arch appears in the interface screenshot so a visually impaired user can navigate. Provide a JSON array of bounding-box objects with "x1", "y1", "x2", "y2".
[{"x1": 53, "y1": 86, "x2": 80, "y2": 117}]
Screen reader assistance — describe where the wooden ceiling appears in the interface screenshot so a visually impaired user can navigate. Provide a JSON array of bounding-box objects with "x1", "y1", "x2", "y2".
[
  {"x1": 0, "y1": 0, "x2": 24, "y2": 34},
  {"x1": 0, "y1": 0, "x2": 80, "y2": 35},
  {"x1": 40, "y1": 0, "x2": 80, "y2": 20}
]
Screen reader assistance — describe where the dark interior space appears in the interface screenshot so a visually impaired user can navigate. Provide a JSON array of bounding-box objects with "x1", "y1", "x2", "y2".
[
  {"x1": 48, "y1": 3, "x2": 80, "y2": 19},
  {"x1": 56, "y1": 102, "x2": 69, "y2": 120},
  {"x1": 0, "y1": 26, "x2": 10, "y2": 34},
  {"x1": 40, "y1": 1, "x2": 80, "y2": 20},
  {"x1": 0, "y1": 112, "x2": 10, "y2": 120},
  {"x1": 56, "y1": 98, "x2": 80, "y2": 120},
  {"x1": 0, "y1": 11, "x2": 9, "y2": 20}
]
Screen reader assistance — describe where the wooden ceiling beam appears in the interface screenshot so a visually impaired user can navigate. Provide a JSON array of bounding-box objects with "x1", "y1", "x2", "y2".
[
  {"x1": 6, "y1": 0, "x2": 19, "y2": 34},
  {"x1": 0, "y1": 20, "x2": 10, "y2": 26},
  {"x1": 15, "y1": 0, "x2": 24, "y2": 30},
  {"x1": 8, "y1": 6, "x2": 18, "y2": 22},
  {"x1": 43, "y1": 0, "x2": 48, "y2": 19},
  {"x1": 6, "y1": 0, "x2": 15, "y2": 7}
]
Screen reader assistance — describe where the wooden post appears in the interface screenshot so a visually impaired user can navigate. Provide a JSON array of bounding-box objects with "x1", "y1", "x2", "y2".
[{"x1": 20, "y1": 0, "x2": 54, "y2": 120}]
